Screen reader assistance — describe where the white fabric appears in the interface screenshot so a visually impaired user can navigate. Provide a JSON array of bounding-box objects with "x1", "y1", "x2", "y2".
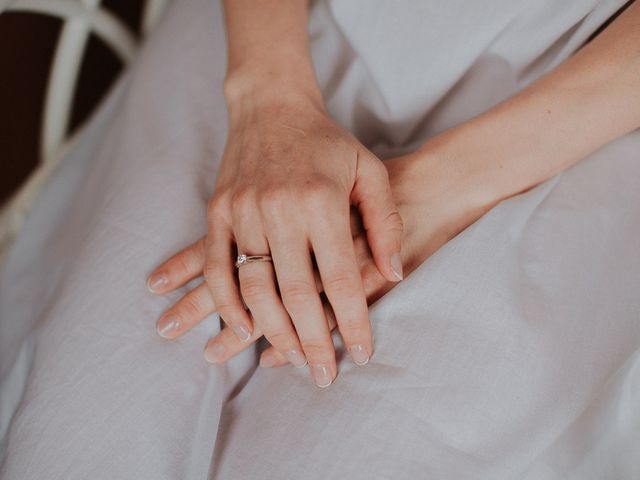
[{"x1": 1, "y1": 0, "x2": 639, "y2": 478}]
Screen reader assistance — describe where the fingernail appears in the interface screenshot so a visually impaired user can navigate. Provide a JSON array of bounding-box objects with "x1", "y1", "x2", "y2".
[
  {"x1": 349, "y1": 344, "x2": 370, "y2": 366},
  {"x1": 147, "y1": 273, "x2": 168, "y2": 293},
  {"x1": 204, "y1": 343, "x2": 226, "y2": 363},
  {"x1": 156, "y1": 315, "x2": 181, "y2": 338},
  {"x1": 260, "y1": 351, "x2": 278, "y2": 368},
  {"x1": 285, "y1": 350, "x2": 307, "y2": 368},
  {"x1": 391, "y1": 252, "x2": 403, "y2": 281},
  {"x1": 232, "y1": 324, "x2": 251, "y2": 342},
  {"x1": 311, "y1": 364, "x2": 333, "y2": 388}
]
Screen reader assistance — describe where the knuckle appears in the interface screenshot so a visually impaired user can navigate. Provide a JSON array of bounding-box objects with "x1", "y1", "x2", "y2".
[
  {"x1": 280, "y1": 280, "x2": 318, "y2": 307},
  {"x1": 230, "y1": 187, "x2": 255, "y2": 215},
  {"x1": 203, "y1": 261, "x2": 223, "y2": 283},
  {"x1": 262, "y1": 330, "x2": 295, "y2": 348},
  {"x1": 337, "y1": 315, "x2": 367, "y2": 331},
  {"x1": 207, "y1": 193, "x2": 228, "y2": 218},
  {"x1": 322, "y1": 272, "x2": 359, "y2": 295},
  {"x1": 257, "y1": 184, "x2": 290, "y2": 214},
  {"x1": 216, "y1": 302, "x2": 244, "y2": 322},
  {"x1": 230, "y1": 186, "x2": 252, "y2": 204},
  {"x1": 179, "y1": 296, "x2": 204, "y2": 319},
  {"x1": 384, "y1": 210, "x2": 404, "y2": 233},
  {"x1": 174, "y1": 252, "x2": 196, "y2": 275},
  {"x1": 240, "y1": 275, "x2": 271, "y2": 302},
  {"x1": 206, "y1": 195, "x2": 218, "y2": 212},
  {"x1": 300, "y1": 341, "x2": 333, "y2": 361},
  {"x1": 372, "y1": 158, "x2": 390, "y2": 181}
]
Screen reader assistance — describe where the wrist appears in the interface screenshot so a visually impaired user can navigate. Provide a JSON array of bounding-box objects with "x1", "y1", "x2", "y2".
[
  {"x1": 386, "y1": 145, "x2": 495, "y2": 245},
  {"x1": 417, "y1": 101, "x2": 564, "y2": 216},
  {"x1": 223, "y1": 65, "x2": 325, "y2": 114},
  {"x1": 412, "y1": 130, "x2": 504, "y2": 223},
  {"x1": 385, "y1": 146, "x2": 495, "y2": 273}
]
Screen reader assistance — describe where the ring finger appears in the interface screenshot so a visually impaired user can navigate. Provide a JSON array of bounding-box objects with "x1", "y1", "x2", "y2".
[{"x1": 233, "y1": 218, "x2": 308, "y2": 369}]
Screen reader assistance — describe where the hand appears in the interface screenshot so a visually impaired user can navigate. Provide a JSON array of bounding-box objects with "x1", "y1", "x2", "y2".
[
  {"x1": 208, "y1": 149, "x2": 493, "y2": 367},
  {"x1": 148, "y1": 93, "x2": 403, "y2": 387},
  {"x1": 148, "y1": 145, "x2": 492, "y2": 380}
]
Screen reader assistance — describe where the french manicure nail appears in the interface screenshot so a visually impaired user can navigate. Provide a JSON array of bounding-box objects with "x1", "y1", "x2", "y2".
[
  {"x1": 285, "y1": 350, "x2": 307, "y2": 368},
  {"x1": 204, "y1": 343, "x2": 226, "y2": 363},
  {"x1": 147, "y1": 273, "x2": 168, "y2": 293},
  {"x1": 311, "y1": 364, "x2": 333, "y2": 388},
  {"x1": 391, "y1": 252, "x2": 403, "y2": 281},
  {"x1": 260, "y1": 351, "x2": 278, "y2": 368},
  {"x1": 156, "y1": 316, "x2": 180, "y2": 338},
  {"x1": 349, "y1": 344, "x2": 370, "y2": 366},
  {"x1": 232, "y1": 324, "x2": 251, "y2": 342}
]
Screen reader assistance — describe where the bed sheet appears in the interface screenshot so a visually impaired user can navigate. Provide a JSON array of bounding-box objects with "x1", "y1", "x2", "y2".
[{"x1": 1, "y1": 0, "x2": 639, "y2": 478}]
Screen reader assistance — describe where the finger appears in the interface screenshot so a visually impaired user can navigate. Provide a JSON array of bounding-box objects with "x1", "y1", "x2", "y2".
[
  {"x1": 204, "y1": 320, "x2": 263, "y2": 364},
  {"x1": 351, "y1": 153, "x2": 404, "y2": 282},
  {"x1": 203, "y1": 220, "x2": 253, "y2": 344},
  {"x1": 310, "y1": 199, "x2": 372, "y2": 367},
  {"x1": 261, "y1": 299, "x2": 338, "y2": 368},
  {"x1": 321, "y1": 226, "x2": 392, "y2": 305},
  {"x1": 353, "y1": 233, "x2": 393, "y2": 304},
  {"x1": 264, "y1": 218, "x2": 336, "y2": 388},
  {"x1": 259, "y1": 348, "x2": 288, "y2": 368},
  {"x1": 156, "y1": 282, "x2": 215, "y2": 339},
  {"x1": 147, "y1": 238, "x2": 206, "y2": 294},
  {"x1": 206, "y1": 268, "x2": 328, "y2": 369},
  {"x1": 234, "y1": 208, "x2": 308, "y2": 368}
]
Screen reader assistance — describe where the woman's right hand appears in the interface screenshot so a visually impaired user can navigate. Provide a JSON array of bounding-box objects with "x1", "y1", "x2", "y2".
[{"x1": 150, "y1": 91, "x2": 403, "y2": 387}]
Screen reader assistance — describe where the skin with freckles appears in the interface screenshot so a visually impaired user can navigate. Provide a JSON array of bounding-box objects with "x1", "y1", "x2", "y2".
[
  {"x1": 149, "y1": 0, "x2": 405, "y2": 388},
  {"x1": 150, "y1": 2, "x2": 640, "y2": 386},
  {"x1": 200, "y1": 97, "x2": 405, "y2": 387},
  {"x1": 149, "y1": 151, "x2": 493, "y2": 375}
]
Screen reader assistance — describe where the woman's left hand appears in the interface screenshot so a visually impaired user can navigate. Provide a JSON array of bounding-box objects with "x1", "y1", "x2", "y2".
[{"x1": 148, "y1": 142, "x2": 494, "y2": 376}]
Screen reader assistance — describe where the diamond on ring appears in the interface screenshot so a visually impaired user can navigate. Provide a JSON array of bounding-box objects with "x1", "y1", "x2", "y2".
[
  {"x1": 236, "y1": 254, "x2": 248, "y2": 267},
  {"x1": 235, "y1": 254, "x2": 272, "y2": 268}
]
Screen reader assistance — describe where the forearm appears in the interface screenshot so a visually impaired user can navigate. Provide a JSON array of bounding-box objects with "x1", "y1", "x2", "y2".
[
  {"x1": 423, "y1": 1, "x2": 640, "y2": 210},
  {"x1": 221, "y1": 0, "x2": 323, "y2": 109}
]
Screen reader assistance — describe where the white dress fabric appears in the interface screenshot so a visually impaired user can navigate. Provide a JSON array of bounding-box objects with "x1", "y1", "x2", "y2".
[{"x1": 1, "y1": 0, "x2": 639, "y2": 478}]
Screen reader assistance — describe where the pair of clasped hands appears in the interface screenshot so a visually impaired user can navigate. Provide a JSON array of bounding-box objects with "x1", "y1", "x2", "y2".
[{"x1": 146, "y1": 93, "x2": 481, "y2": 388}]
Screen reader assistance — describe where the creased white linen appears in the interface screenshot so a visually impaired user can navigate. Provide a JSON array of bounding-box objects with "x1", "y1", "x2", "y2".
[{"x1": 1, "y1": 0, "x2": 638, "y2": 478}]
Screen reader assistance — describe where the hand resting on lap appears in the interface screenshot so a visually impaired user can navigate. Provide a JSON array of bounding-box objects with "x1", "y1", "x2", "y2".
[
  {"x1": 148, "y1": 93, "x2": 404, "y2": 387},
  {"x1": 149, "y1": 0, "x2": 640, "y2": 386},
  {"x1": 148, "y1": 147, "x2": 491, "y2": 377}
]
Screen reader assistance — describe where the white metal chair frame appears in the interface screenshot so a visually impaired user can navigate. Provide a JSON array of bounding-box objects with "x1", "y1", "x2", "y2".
[{"x1": 0, "y1": 0, "x2": 169, "y2": 258}]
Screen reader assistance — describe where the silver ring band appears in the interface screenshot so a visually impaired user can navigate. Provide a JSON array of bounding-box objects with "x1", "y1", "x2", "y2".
[{"x1": 235, "y1": 254, "x2": 272, "y2": 268}]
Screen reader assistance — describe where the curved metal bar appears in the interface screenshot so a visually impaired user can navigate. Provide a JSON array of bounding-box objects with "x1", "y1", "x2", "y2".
[
  {"x1": 0, "y1": 0, "x2": 167, "y2": 260},
  {"x1": 40, "y1": 0, "x2": 102, "y2": 162},
  {"x1": 142, "y1": 0, "x2": 169, "y2": 37},
  {"x1": 2, "y1": 0, "x2": 137, "y2": 161},
  {"x1": 1, "y1": 0, "x2": 137, "y2": 63}
]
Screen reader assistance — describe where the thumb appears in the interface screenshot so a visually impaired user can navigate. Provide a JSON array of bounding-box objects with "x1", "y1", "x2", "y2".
[{"x1": 351, "y1": 153, "x2": 404, "y2": 282}]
